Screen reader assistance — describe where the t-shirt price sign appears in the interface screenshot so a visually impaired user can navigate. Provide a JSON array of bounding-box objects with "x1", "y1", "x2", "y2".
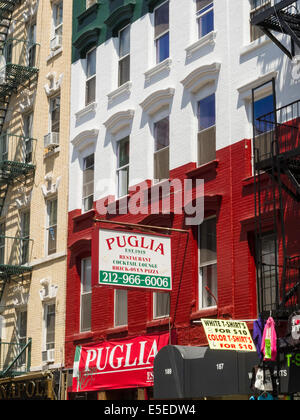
[{"x1": 202, "y1": 319, "x2": 256, "y2": 352}]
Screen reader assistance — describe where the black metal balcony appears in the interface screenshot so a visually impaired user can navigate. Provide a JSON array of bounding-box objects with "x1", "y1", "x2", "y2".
[
  {"x1": 251, "y1": 0, "x2": 300, "y2": 59},
  {"x1": 0, "y1": 338, "x2": 32, "y2": 378}
]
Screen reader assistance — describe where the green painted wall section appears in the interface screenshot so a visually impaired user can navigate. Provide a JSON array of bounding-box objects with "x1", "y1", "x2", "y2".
[{"x1": 72, "y1": 0, "x2": 166, "y2": 63}]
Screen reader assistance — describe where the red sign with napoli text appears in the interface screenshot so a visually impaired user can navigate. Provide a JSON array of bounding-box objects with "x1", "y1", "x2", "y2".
[{"x1": 72, "y1": 333, "x2": 170, "y2": 392}]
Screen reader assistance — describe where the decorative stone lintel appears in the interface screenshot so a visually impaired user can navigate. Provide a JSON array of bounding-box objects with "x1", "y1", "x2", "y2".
[
  {"x1": 181, "y1": 62, "x2": 221, "y2": 94},
  {"x1": 104, "y1": 110, "x2": 135, "y2": 135},
  {"x1": 140, "y1": 87, "x2": 175, "y2": 116}
]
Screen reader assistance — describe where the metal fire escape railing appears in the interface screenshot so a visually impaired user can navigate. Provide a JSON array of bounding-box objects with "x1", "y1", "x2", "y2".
[
  {"x1": 253, "y1": 90, "x2": 300, "y2": 318},
  {"x1": 0, "y1": 338, "x2": 32, "y2": 378},
  {"x1": 251, "y1": 0, "x2": 300, "y2": 60},
  {"x1": 0, "y1": 235, "x2": 33, "y2": 303}
]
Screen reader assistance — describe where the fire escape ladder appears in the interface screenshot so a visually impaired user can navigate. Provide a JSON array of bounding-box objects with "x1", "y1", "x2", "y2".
[{"x1": 251, "y1": 0, "x2": 300, "y2": 60}]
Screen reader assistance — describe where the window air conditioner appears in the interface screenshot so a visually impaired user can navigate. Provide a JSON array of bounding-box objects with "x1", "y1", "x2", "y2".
[
  {"x1": 50, "y1": 35, "x2": 62, "y2": 51},
  {"x1": 44, "y1": 132, "x2": 60, "y2": 150},
  {"x1": 42, "y1": 349, "x2": 55, "y2": 364}
]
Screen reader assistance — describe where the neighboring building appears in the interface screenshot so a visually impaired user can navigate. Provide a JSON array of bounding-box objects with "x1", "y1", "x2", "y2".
[
  {"x1": 66, "y1": 0, "x2": 300, "y2": 400},
  {"x1": 0, "y1": 0, "x2": 72, "y2": 400}
]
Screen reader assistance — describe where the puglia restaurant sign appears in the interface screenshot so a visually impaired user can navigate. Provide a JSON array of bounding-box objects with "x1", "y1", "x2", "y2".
[
  {"x1": 99, "y1": 229, "x2": 172, "y2": 291},
  {"x1": 72, "y1": 333, "x2": 170, "y2": 392}
]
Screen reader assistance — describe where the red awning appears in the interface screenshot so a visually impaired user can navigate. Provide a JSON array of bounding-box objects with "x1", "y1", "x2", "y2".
[{"x1": 72, "y1": 333, "x2": 170, "y2": 393}]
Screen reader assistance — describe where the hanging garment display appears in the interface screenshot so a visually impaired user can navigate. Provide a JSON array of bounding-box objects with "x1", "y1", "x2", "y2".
[
  {"x1": 261, "y1": 317, "x2": 277, "y2": 362},
  {"x1": 253, "y1": 317, "x2": 266, "y2": 359}
]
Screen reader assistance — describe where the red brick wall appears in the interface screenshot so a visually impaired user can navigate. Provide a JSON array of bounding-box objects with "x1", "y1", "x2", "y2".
[{"x1": 65, "y1": 137, "x2": 300, "y2": 368}]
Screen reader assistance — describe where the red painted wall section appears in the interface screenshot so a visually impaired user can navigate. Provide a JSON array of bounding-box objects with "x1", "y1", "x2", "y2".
[{"x1": 65, "y1": 137, "x2": 300, "y2": 368}]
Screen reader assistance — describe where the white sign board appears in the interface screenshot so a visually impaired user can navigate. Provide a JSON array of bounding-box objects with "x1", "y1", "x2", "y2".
[{"x1": 99, "y1": 229, "x2": 172, "y2": 291}]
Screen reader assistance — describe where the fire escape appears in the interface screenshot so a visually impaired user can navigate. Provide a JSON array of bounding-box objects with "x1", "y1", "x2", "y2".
[
  {"x1": 251, "y1": 0, "x2": 300, "y2": 60},
  {"x1": 0, "y1": 0, "x2": 39, "y2": 377}
]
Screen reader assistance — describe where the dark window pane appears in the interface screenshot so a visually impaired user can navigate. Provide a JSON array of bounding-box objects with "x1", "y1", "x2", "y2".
[
  {"x1": 119, "y1": 55, "x2": 130, "y2": 86},
  {"x1": 196, "y1": 0, "x2": 213, "y2": 11},
  {"x1": 198, "y1": 94, "x2": 215, "y2": 131},
  {"x1": 154, "y1": 117, "x2": 169, "y2": 151},
  {"x1": 199, "y1": 9, "x2": 214, "y2": 37},
  {"x1": 118, "y1": 137, "x2": 130, "y2": 168},
  {"x1": 155, "y1": 1, "x2": 169, "y2": 38}
]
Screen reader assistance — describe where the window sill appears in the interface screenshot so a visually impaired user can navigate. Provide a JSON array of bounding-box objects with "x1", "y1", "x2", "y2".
[
  {"x1": 185, "y1": 31, "x2": 217, "y2": 59},
  {"x1": 106, "y1": 325, "x2": 128, "y2": 336},
  {"x1": 44, "y1": 146, "x2": 60, "y2": 160},
  {"x1": 144, "y1": 58, "x2": 172, "y2": 83},
  {"x1": 240, "y1": 35, "x2": 272, "y2": 58},
  {"x1": 107, "y1": 81, "x2": 132, "y2": 105},
  {"x1": 75, "y1": 102, "x2": 97, "y2": 121},
  {"x1": 190, "y1": 307, "x2": 218, "y2": 321},
  {"x1": 46, "y1": 47, "x2": 63, "y2": 63},
  {"x1": 147, "y1": 317, "x2": 172, "y2": 329}
]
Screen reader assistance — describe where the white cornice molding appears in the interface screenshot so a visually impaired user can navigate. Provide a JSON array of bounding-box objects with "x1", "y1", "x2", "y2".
[
  {"x1": 181, "y1": 62, "x2": 221, "y2": 94},
  {"x1": 237, "y1": 71, "x2": 278, "y2": 101},
  {"x1": 140, "y1": 88, "x2": 175, "y2": 116},
  {"x1": 104, "y1": 110, "x2": 135, "y2": 135},
  {"x1": 71, "y1": 129, "x2": 99, "y2": 151}
]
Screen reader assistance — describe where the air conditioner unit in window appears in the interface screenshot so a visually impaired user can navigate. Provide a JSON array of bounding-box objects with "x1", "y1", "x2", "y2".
[
  {"x1": 50, "y1": 35, "x2": 62, "y2": 51},
  {"x1": 42, "y1": 349, "x2": 55, "y2": 364},
  {"x1": 44, "y1": 132, "x2": 59, "y2": 150}
]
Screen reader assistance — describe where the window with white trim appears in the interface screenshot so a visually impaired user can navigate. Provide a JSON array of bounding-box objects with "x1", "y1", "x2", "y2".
[
  {"x1": 196, "y1": 0, "x2": 214, "y2": 39},
  {"x1": 198, "y1": 217, "x2": 217, "y2": 309},
  {"x1": 117, "y1": 137, "x2": 130, "y2": 198},
  {"x1": 20, "y1": 210, "x2": 30, "y2": 265},
  {"x1": 43, "y1": 303, "x2": 56, "y2": 352},
  {"x1": 16, "y1": 309, "x2": 27, "y2": 368},
  {"x1": 80, "y1": 258, "x2": 92, "y2": 332},
  {"x1": 52, "y1": 1, "x2": 63, "y2": 39},
  {"x1": 82, "y1": 154, "x2": 94, "y2": 212},
  {"x1": 154, "y1": 1, "x2": 169, "y2": 64},
  {"x1": 114, "y1": 289, "x2": 128, "y2": 327},
  {"x1": 85, "y1": 48, "x2": 96, "y2": 106},
  {"x1": 153, "y1": 292, "x2": 170, "y2": 319},
  {"x1": 23, "y1": 113, "x2": 33, "y2": 164},
  {"x1": 197, "y1": 93, "x2": 216, "y2": 166},
  {"x1": 118, "y1": 25, "x2": 130, "y2": 87},
  {"x1": 154, "y1": 117, "x2": 169, "y2": 182},
  {"x1": 46, "y1": 198, "x2": 57, "y2": 256}
]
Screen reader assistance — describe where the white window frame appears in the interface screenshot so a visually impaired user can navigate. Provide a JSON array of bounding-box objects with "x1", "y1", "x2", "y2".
[
  {"x1": 82, "y1": 153, "x2": 94, "y2": 213},
  {"x1": 80, "y1": 258, "x2": 92, "y2": 332},
  {"x1": 153, "y1": 292, "x2": 170, "y2": 319},
  {"x1": 43, "y1": 302, "x2": 56, "y2": 352},
  {"x1": 114, "y1": 289, "x2": 128, "y2": 327},
  {"x1": 52, "y1": 0, "x2": 63, "y2": 39},
  {"x1": 49, "y1": 95, "x2": 60, "y2": 134},
  {"x1": 118, "y1": 24, "x2": 130, "y2": 87},
  {"x1": 45, "y1": 198, "x2": 58, "y2": 256},
  {"x1": 85, "y1": 47, "x2": 97, "y2": 106},
  {"x1": 196, "y1": 1, "x2": 214, "y2": 39},
  {"x1": 154, "y1": 0, "x2": 170, "y2": 64},
  {"x1": 153, "y1": 116, "x2": 170, "y2": 183},
  {"x1": 198, "y1": 216, "x2": 217, "y2": 310},
  {"x1": 116, "y1": 137, "x2": 130, "y2": 199}
]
